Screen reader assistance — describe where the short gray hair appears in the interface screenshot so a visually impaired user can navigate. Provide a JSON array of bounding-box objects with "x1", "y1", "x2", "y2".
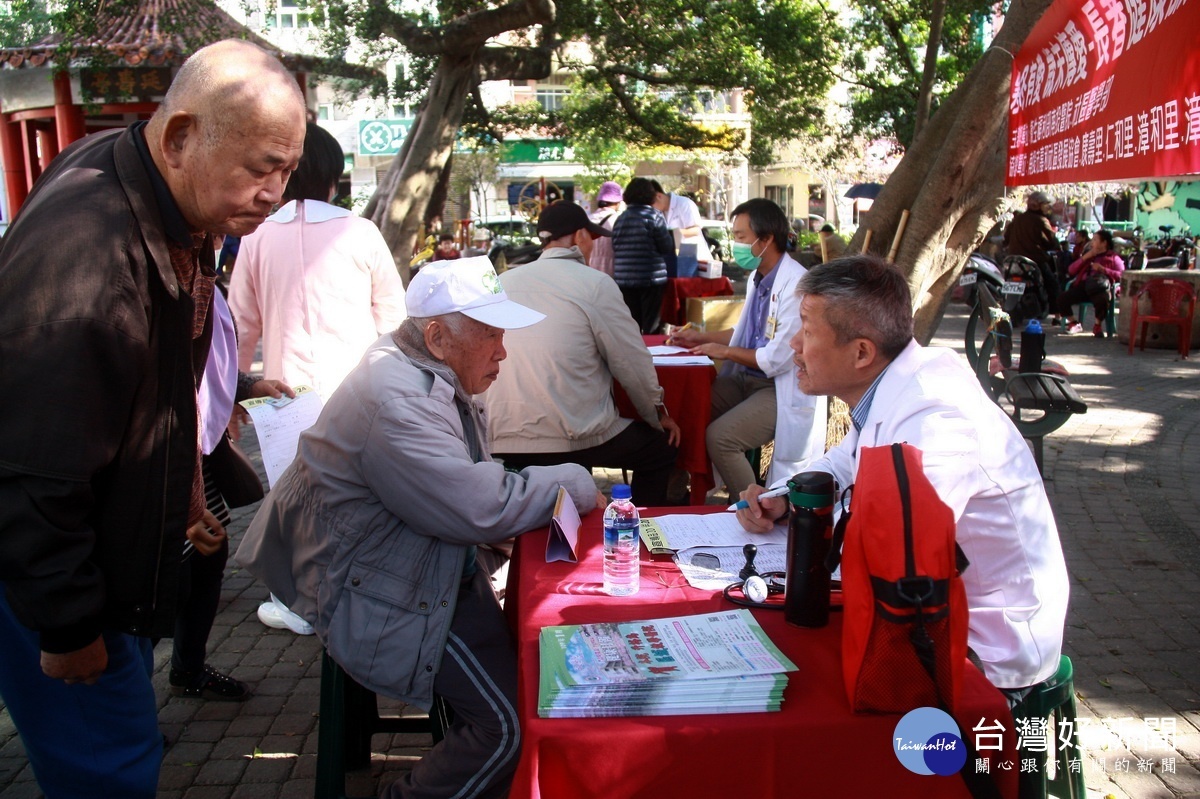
[
  {"x1": 798, "y1": 256, "x2": 914, "y2": 360},
  {"x1": 404, "y1": 312, "x2": 470, "y2": 338}
]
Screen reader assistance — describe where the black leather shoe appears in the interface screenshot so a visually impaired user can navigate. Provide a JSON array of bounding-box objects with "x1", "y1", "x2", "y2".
[{"x1": 169, "y1": 665, "x2": 251, "y2": 701}]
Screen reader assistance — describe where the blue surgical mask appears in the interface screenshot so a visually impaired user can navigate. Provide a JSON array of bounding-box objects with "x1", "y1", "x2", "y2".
[{"x1": 731, "y1": 238, "x2": 762, "y2": 270}]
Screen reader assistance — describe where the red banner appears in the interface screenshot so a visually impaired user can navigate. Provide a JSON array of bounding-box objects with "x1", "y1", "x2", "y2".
[{"x1": 1007, "y1": 0, "x2": 1200, "y2": 185}]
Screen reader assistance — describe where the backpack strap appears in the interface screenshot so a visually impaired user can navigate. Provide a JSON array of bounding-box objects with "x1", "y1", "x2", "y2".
[{"x1": 824, "y1": 485, "x2": 852, "y2": 574}]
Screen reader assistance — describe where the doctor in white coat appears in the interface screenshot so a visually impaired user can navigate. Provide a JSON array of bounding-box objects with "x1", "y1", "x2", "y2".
[
  {"x1": 670, "y1": 199, "x2": 825, "y2": 492},
  {"x1": 737, "y1": 256, "x2": 1068, "y2": 691}
]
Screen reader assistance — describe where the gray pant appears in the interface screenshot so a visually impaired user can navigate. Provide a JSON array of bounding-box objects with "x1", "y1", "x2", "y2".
[
  {"x1": 384, "y1": 570, "x2": 520, "y2": 799},
  {"x1": 708, "y1": 371, "x2": 776, "y2": 494}
]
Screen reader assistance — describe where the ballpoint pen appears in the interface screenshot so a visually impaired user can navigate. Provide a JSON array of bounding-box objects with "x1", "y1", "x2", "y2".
[{"x1": 727, "y1": 484, "x2": 790, "y2": 511}]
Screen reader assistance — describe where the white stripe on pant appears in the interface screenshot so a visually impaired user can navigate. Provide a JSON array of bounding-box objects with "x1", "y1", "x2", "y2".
[{"x1": 384, "y1": 569, "x2": 521, "y2": 799}]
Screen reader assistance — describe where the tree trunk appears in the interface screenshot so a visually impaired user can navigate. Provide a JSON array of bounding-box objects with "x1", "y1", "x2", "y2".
[
  {"x1": 367, "y1": 55, "x2": 478, "y2": 284},
  {"x1": 911, "y1": 0, "x2": 947, "y2": 146},
  {"x1": 849, "y1": 0, "x2": 1051, "y2": 343}
]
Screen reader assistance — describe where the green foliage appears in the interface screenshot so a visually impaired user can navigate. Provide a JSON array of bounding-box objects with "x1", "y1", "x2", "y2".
[
  {"x1": 0, "y1": 0, "x2": 54, "y2": 46},
  {"x1": 308, "y1": 0, "x2": 841, "y2": 168},
  {"x1": 551, "y1": 0, "x2": 841, "y2": 166},
  {"x1": 843, "y1": 0, "x2": 991, "y2": 146}
]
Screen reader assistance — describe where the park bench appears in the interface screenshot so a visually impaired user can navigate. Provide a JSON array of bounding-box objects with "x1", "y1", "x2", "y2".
[{"x1": 966, "y1": 283, "x2": 1087, "y2": 474}]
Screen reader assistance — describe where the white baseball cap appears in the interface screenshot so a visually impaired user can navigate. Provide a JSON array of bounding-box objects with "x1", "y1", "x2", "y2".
[{"x1": 406, "y1": 256, "x2": 545, "y2": 329}]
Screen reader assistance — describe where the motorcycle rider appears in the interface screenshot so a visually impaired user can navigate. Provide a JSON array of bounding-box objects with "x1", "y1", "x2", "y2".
[{"x1": 1002, "y1": 191, "x2": 1060, "y2": 322}]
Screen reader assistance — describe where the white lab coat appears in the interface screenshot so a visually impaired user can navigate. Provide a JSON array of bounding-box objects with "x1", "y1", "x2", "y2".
[
  {"x1": 806, "y1": 340, "x2": 1069, "y2": 689},
  {"x1": 724, "y1": 252, "x2": 825, "y2": 485}
]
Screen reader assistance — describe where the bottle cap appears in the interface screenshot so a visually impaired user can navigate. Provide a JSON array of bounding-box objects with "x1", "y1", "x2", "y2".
[
  {"x1": 1025, "y1": 319, "x2": 1043, "y2": 334},
  {"x1": 611, "y1": 484, "x2": 632, "y2": 500}
]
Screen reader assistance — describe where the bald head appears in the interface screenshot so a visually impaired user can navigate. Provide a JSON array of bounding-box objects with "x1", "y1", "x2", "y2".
[{"x1": 146, "y1": 39, "x2": 307, "y2": 237}]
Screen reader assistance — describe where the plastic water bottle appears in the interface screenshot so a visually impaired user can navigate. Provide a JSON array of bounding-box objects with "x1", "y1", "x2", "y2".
[{"x1": 603, "y1": 484, "x2": 640, "y2": 596}]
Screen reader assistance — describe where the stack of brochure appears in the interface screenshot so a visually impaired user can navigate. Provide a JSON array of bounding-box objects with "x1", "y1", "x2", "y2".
[{"x1": 538, "y1": 609, "x2": 797, "y2": 718}]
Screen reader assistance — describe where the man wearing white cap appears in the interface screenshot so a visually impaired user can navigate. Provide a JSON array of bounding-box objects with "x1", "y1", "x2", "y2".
[{"x1": 236, "y1": 256, "x2": 600, "y2": 799}]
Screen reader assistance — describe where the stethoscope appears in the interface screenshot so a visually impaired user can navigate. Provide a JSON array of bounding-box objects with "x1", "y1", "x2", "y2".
[
  {"x1": 720, "y1": 544, "x2": 842, "y2": 610},
  {"x1": 722, "y1": 571, "x2": 788, "y2": 608},
  {"x1": 719, "y1": 544, "x2": 789, "y2": 609}
]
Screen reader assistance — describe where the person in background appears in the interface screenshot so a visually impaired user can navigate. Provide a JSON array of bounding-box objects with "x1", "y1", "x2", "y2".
[
  {"x1": 230, "y1": 121, "x2": 406, "y2": 401},
  {"x1": 228, "y1": 121, "x2": 406, "y2": 635},
  {"x1": 0, "y1": 40, "x2": 306, "y2": 797},
  {"x1": 651, "y1": 180, "x2": 707, "y2": 276},
  {"x1": 463, "y1": 227, "x2": 492, "y2": 258},
  {"x1": 433, "y1": 232, "x2": 462, "y2": 261},
  {"x1": 1056, "y1": 228, "x2": 1125, "y2": 337},
  {"x1": 669, "y1": 198, "x2": 825, "y2": 492},
  {"x1": 488, "y1": 202, "x2": 681, "y2": 506},
  {"x1": 612, "y1": 177, "x2": 674, "y2": 333},
  {"x1": 1004, "y1": 190, "x2": 1060, "y2": 298},
  {"x1": 587, "y1": 180, "x2": 624, "y2": 276},
  {"x1": 236, "y1": 257, "x2": 601, "y2": 799},
  {"x1": 737, "y1": 256, "x2": 1068, "y2": 694},
  {"x1": 171, "y1": 288, "x2": 294, "y2": 701},
  {"x1": 217, "y1": 235, "x2": 240, "y2": 283},
  {"x1": 818, "y1": 223, "x2": 848, "y2": 262}
]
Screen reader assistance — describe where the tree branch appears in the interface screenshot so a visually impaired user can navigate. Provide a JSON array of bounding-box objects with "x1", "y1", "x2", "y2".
[
  {"x1": 599, "y1": 70, "x2": 733, "y2": 150},
  {"x1": 371, "y1": 0, "x2": 554, "y2": 57},
  {"x1": 876, "y1": 5, "x2": 919, "y2": 79},
  {"x1": 476, "y1": 45, "x2": 553, "y2": 82},
  {"x1": 604, "y1": 63, "x2": 684, "y2": 87}
]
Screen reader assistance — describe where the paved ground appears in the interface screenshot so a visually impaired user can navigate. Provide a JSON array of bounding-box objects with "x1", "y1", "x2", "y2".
[{"x1": 2, "y1": 302, "x2": 1200, "y2": 798}]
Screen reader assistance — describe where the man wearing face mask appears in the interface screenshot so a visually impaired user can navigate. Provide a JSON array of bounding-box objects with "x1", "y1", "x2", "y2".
[
  {"x1": 487, "y1": 202, "x2": 681, "y2": 506},
  {"x1": 669, "y1": 198, "x2": 825, "y2": 493}
]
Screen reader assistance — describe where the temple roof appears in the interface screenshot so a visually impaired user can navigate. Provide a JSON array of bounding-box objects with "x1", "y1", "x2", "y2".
[{"x1": 0, "y1": 0, "x2": 379, "y2": 82}]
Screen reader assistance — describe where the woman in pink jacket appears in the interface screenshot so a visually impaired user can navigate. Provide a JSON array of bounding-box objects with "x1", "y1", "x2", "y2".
[
  {"x1": 228, "y1": 122, "x2": 406, "y2": 635},
  {"x1": 229, "y1": 123, "x2": 406, "y2": 401},
  {"x1": 1056, "y1": 228, "x2": 1125, "y2": 337}
]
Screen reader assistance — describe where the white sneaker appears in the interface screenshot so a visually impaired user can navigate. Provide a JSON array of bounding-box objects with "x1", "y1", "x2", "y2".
[{"x1": 256, "y1": 597, "x2": 314, "y2": 635}]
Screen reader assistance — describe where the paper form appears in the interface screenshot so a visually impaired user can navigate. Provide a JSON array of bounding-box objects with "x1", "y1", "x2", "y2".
[
  {"x1": 639, "y1": 513, "x2": 786, "y2": 553},
  {"x1": 652, "y1": 355, "x2": 714, "y2": 366},
  {"x1": 674, "y1": 544, "x2": 788, "y2": 590},
  {"x1": 239, "y1": 385, "x2": 323, "y2": 488}
]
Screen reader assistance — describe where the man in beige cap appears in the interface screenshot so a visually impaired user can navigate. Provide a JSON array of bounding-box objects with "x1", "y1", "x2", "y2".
[
  {"x1": 237, "y1": 256, "x2": 601, "y2": 799},
  {"x1": 0, "y1": 39, "x2": 305, "y2": 797}
]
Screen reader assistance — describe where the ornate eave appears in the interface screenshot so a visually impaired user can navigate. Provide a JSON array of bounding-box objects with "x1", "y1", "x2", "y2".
[{"x1": 0, "y1": 0, "x2": 382, "y2": 82}]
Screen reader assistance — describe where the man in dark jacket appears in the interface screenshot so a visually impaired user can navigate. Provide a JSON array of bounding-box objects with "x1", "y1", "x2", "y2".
[
  {"x1": 1003, "y1": 190, "x2": 1061, "y2": 299},
  {"x1": 0, "y1": 40, "x2": 306, "y2": 798}
]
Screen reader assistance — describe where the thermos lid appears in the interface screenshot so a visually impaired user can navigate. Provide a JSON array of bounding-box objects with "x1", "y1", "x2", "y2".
[{"x1": 786, "y1": 471, "x2": 835, "y2": 509}]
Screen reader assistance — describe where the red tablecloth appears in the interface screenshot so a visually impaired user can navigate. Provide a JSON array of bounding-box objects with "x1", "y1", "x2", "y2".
[
  {"x1": 507, "y1": 507, "x2": 1017, "y2": 799},
  {"x1": 659, "y1": 276, "x2": 734, "y2": 327},
  {"x1": 614, "y1": 335, "x2": 715, "y2": 504}
]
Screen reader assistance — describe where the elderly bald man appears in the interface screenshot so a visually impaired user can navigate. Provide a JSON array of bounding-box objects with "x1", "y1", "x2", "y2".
[
  {"x1": 0, "y1": 40, "x2": 306, "y2": 798},
  {"x1": 238, "y1": 257, "x2": 601, "y2": 799}
]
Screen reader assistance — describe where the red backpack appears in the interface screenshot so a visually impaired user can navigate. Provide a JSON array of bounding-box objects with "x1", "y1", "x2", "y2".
[{"x1": 829, "y1": 442, "x2": 969, "y2": 714}]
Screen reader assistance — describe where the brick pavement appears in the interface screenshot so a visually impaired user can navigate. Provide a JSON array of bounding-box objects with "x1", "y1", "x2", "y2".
[{"x1": 2, "y1": 303, "x2": 1200, "y2": 798}]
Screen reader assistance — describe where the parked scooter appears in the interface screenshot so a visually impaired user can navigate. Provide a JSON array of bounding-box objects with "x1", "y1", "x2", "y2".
[
  {"x1": 999, "y1": 254, "x2": 1052, "y2": 329},
  {"x1": 953, "y1": 251, "x2": 1005, "y2": 307}
]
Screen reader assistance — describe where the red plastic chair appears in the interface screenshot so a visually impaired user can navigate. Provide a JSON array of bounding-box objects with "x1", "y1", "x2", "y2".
[{"x1": 1128, "y1": 278, "x2": 1197, "y2": 358}]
